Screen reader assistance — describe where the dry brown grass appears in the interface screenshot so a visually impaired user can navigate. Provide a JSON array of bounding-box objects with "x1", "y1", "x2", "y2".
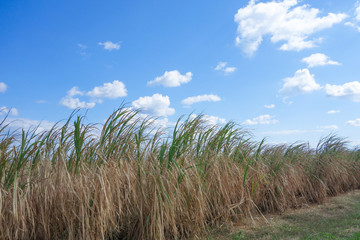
[{"x1": 0, "y1": 108, "x2": 359, "y2": 239}]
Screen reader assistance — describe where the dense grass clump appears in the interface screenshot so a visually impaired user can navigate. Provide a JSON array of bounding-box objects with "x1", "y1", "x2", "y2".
[{"x1": 0, "y1": 107, "x2": 359, "y2": 239}]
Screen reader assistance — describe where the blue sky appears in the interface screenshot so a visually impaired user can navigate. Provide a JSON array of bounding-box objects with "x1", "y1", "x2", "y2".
[{"x1": 1, "y1": 0, "x2": 360, "y2": 146}]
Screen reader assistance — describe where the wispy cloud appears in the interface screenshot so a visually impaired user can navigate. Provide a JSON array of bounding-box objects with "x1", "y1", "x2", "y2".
[
  {"x1": 77, "y1": 43, "x2": 88, "y2": 56},
  {"x1": 317, "y1": 125, "x2": 338, "y2": 130},
  {"x1": 263, "y1": 129, "x2": 321, "y2": 135},
  {"x1": 345, "y1": 1, "x2": 360, "y2": 32},
  {"x1": 182, "y1": 94, "x2": 221, "y2": 107},
  {"x1": 264, "y1": 104, "x2": 275, "y2": 109},
  {"x1": 327, "y1": 110, "x2": 340, "y2": 114},
  {"x1": 214, "y1": 62, "x2": 236, "y2": 74},
  {"x1": 302, "y1": 53, "x2": 340, "y2": 68},
  {"x1": 243, "y1": 114, "x2": 278, "y2": 125},
  {"x1": 98, "y1": 41, "x2": 120, "y2": 51},
  {"x1": 347, "y1": 118, "x2": 360, "y2": 127},
  {"x1": 234, "y1": 0, "x2": 346, "y2": 55},
  {"x1": 147, "y1": 70, "x2": 192, "y2": 87}
]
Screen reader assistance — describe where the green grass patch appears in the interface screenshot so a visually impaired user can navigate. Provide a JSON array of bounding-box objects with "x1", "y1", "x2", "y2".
[{"x1": 225, "y1": 191, "x2": 360, "y2": 240}]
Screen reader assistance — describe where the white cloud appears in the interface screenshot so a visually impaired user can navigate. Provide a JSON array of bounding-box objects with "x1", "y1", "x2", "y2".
[
  {"x1": 302, "y1": 53, "x2": 340, "y2": 68},
  {"x1": 243, "y1": 114, "x2": 278, "y2": 125},
  {"x1": 279, "y1": 69, "x2": 321, "y2": 97},
  {"x1": 181, "y1": 94, "x2": 221, "y2": 106},
  {"x1": 264, "y1": 104, "x2": 275, "y2": 109},
  {"x1": 345, "y1": 2, "x2": 360, "y2": 32},
  {"x1": 0, "y1": 82, "x2": 7, "y2": 93},
  {"x1": 147, "y1": 70, "x2": 192, "y2": 87},
  {"x1": 325, "y1": 81, "x2": 360, "y2": 102},
  {"x1": 347, "y1": 118, "x2": 360, "y2": 127},
  {"x1": 327, "y1": 110, "x2": 340, "y2": 114},
  {"x1": 98, "y1": 41, "x2": 120, "y2": 51},
  {"x1": 264, "y1": 126, "x2": 338, "y2": 136},
  {"x1": 134, "y1": 111, "x2": 173, "y2": 131},
  {"x1": 214, "y1": 62, "x2": 236, "y2": 74},
  {"x1": 60, "y1": 96, "x2": 96, "y2": 109},
  {"x1": 87, "y1": 80, "x2": 127, "y2": 99},
  {"x1": 132, "y1": 94, "x2": 175, "y2": 117},
  {"x1": 60, "y1": 86, "x2": 96, "y2": 109},
  {"x1": 190, "y1": 113, "x2": 226, "y2": 126},
  {"x1": 68, "y1": 86, "x2": 83, "y2": 97},
  {"x1": 151, "y1": 117, "x2": 172, "y2": 130},
  {"x1": 224, "y1": 67, "x2": 237, "y2": 73},
  {"x1": 317, "y1": 125, "x2": 338, "y2": 130},
  {"x1": 263, "y1": 129, "x2": 319, "y2": 135},
  {"x1": 234, "y1": 0, "x2": 347, "y2": 55},
  {"x1": 60, "y1": 81, "x2": 127, "y2": 109},
  {"x1": 0, "y1": 106, "x2": 19, "y2": 116},
  {"x1": 122, "y1": 107, "x2": 176, "y2": 132},
  {"x1": 214, "y1": 62, "x2": 226, "y2": 71},
  {"x1": 4, "y1": 118, "x2": 55, "y2": 133}
]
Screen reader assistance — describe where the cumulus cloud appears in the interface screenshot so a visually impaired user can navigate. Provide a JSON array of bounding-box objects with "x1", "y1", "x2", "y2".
[
  {"x1": 147, "y1": 70, "x2": 192, "y2": 87},
  {"x1": 190, "y1": 113, "x2": 226, "y2": 126},
  {"x1": 214, "y1": 62, "x2": 236, "y2": 74},
  {"x1": 327, "y1": 110, "x2": 340, "y2": 114},
  {"x1": 302, "y1": 53, "x2": 340, "y2": 68},
  {"x1": 0, "y1": 106, "x2": 19, "y2": 116},
  {"x1": 68, "y1": 86, "x2": 83, "y2": 97},
  {"x1": 243, "y1": 114, "x2": 278, "y2": 125},
  {"x1": 60, "y1": 81, "x2": 127, "y2": 109},
  {"x1": 98, "y1": 41, "x2": 120, "y2": 51},
  {"x1": 132, "y1": 94, "x2": 175, "y2": 117},
  {"x1": 0, "y1": 82, "x2": 7, "y2": 93},
  {"x1": 234, "y1": 0, "x2": 347, "y2": 55},
  {"x1": 87, "y1": 80, "x2": 127, "y2": 99},
  {"x1": 181, "y1": 94, "x2": 221, "y2": 106},
  {"x1": 347, "y1": 118, "x2": 360, "y2": 127},
  {"x1": 60, "y1": 96, "x2": 96, "y2": 109},
  {"x1": 264, "y1": 104, "x2": 275, "y2": 109},
  {"x1": 325, "y1": 81, "x2": 360, "y2": 102},
  {"x1": 279, "y1": 69, "x2": 321, "y2": 97},
  {"x1": 60, "y1": 86, "x2": 96, "y2": 109}
]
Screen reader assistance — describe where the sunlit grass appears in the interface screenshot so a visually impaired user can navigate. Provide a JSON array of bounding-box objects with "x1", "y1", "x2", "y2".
[{"x1": 0, "y1": 106, "x2": 359, "y2": 239}]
